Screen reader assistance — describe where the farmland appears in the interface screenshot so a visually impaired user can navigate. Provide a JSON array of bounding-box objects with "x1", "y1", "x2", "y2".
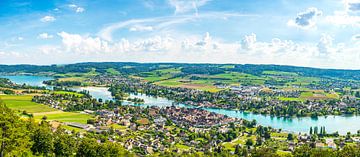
[{"x1": 0, "y1": 94, "x2": 92, "y2": 124}]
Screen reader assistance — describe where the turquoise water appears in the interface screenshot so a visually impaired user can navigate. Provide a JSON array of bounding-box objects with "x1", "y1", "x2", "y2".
[
  {"x1": 4, "y1": 75, "x2": 360, "y2": 134},
  {"x1": 0, "y1": 75, "x2": 53, "y2": 87},
  {"x1": 117, "y1": 90, "x2": 360, "y2": 135},
  {"x1": 69, "y1": 87, "x2": 114, "y2": 101}
]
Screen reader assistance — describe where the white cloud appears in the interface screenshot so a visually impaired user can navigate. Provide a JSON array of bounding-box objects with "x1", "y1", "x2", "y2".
[
  {"x1": 325, "y1": 1, "x2": 360, "y2": 26},
  {"x1": 352, "y1": 34, "x2": 360, "y2": 40},
  {"x1": 182, "y1": 32, "x2": 219, "y2": 51},
  {"x1": 317, "y1": 34, "x2": 334, "y2": 55},
  {"x1": 18, "y1": 30, "x2": 358, "y2": 69},
  {"x1": 76, "y1": 7, "x2": 85, "y2": 13},
  {"x1": 68, "y1": 4, "x2": 85, "y2": 13},
  {"x1": 40, "y1": 15, "x2": 56, "y2": 22},
  {"x1": 287, "y1": 7, "x2": 322, "y2": 29},
  {"x1": 133, "y1": 36, "x2": 174, "y2": 51},
  {"x1": 38, "y1": 33, "x2": 54, "y2": 39},
  {"x1": 241, "y1": 33, "x2": 256, "y2": 50},
  {"x1": 326, "y1": 11, "x2": 360, "y2": 26},
  {"x1": 168, "y1": 0, "x2": 210, "y2": 15},
  {"x1": 129, "y1": 25, "x2": 154, "y2": 32},
  {"x1": 57, "y1": 32, "x2": 110, "y2": 54},
  {"x1": 98, "y1": 12, "x2": 254, "y2": 41},
  {"x1": 68, "y1": 4, "x2": 77, "y2": 8},
  {"x1": 17, "y1": 37, "x2": 24, "y2": 41}
]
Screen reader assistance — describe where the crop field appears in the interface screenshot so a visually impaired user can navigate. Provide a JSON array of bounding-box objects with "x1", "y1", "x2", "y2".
[{"x1": 0, "y1": 95, "x2": 57, "y2": 113}]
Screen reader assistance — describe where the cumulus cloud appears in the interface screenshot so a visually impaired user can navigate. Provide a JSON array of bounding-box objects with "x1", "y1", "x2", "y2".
[
  {"x1": 57, "y1": 32, "x2": 110, "y2": 54},
  {"x1": 241, "y1": 33, "x2": 256, "y2": 50},
  {"x1": 168, "y1": 0, "x2": 210, "y2": 15},
  {"x1": 326, "y1": 11, "x2": 360, "y2": 26},
  {"x1": 288, "y1": 7, "x2": 322, "y2": 29},
  {"x1": 181, "y1": 32, "x2": 219, "y2": 51},
  {"x1": 40, "y1": 15, "x2": 56, "y2": 22},
  {"x1": 326, "y1": 1, "x2": 360, "y2": 26},
  {"x1": 317, "y1": 34, "x2": 334, "y2": 55},
  {"x1": 38, "y1": 33, "x2": 54, "y2": 39}
]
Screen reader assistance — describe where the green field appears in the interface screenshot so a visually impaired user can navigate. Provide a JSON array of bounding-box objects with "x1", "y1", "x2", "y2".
[
  {"x1": 53, "y1": 91, "x2": 84, "y2": 97},
  {"x1": 34, "y1": 111, "x2": 92, "y2": 124},
  {"x1": 106, "y1": 68, "x2": 120, "y2": 75},
  {"x1": 0, "y1": 95, "x2": 57, "y2": 113},
  {"x1": 137, "y1": 68, "x2": 181, "y2": 82},
  {"x1": 1, "y1": 94, "x2": 92, "y2": 124}
]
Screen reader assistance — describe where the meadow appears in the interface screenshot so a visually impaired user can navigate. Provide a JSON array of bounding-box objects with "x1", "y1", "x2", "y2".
[
  {"x1": 0, "y1": 94, "x2": 92, "y2": 124},
  {"x1": 0, "y1": 95, "x2": 57, "y2": 113}
]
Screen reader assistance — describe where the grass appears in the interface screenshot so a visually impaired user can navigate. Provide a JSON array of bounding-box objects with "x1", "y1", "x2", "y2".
[
  {"x1": 138, "y1": 68, "x2": 181, "y2": 82},
  {"x1": 62, "y1": 125, "x2": 86, "y2": 133},
  {"x1": 58, "y1": 77, "x2": 86, "y2": 82},
  {"x1": 34, "y1": 111, "x2": 92, "y2": 124},
  {"x1": 106, "y1": 68, "x2": 120, "y2": 75},
  {"x1": 300, "y1": 91, "x2": 339, "y2": 100},
  {"x1": 136, "y1": 118, "x2": 150, "y2": 125},
  {"x1": 174, "y1": 144, "x2": 190, "y2": 150},
  {"x1": 0, "y1": 95, "x2": 57, "y2": 113},
  {"x1": 263, "y1": 71, "x2": 299, "y2": 76},
  {"x1": 278, "y1": 97, "x2": 303, "y2": 102},
  {"x1": 53, "y1": 91, "x2": 84, "y2": 97}
]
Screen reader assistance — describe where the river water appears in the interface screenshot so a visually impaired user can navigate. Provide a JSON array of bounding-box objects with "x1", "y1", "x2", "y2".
[{"x1": 2, "y1": 75, "x2": 360, "y2": 134}]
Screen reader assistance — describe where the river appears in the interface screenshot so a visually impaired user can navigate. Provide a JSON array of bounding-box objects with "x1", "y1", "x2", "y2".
[{"x1": 2, "y1": 75, "x2": 360, "y2": 135}]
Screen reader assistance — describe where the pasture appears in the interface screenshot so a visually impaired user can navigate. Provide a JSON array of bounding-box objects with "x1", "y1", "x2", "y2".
[{"x1": 0, "y1": 95, "x2": 57, "y2": 113}]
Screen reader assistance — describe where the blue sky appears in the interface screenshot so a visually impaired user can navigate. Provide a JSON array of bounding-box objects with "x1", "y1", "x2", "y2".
[{"x1": 0, "y1": 0, "x2": 359, "y2": 69}]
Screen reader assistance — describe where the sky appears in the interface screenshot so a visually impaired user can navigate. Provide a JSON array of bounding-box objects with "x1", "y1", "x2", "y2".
[{"x1": 0, "y1": 0, "x2": 359, "y2": 69}]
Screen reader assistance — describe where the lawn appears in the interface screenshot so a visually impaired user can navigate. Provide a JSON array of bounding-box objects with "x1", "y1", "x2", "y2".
[{"x1": 0, "y1": 95, "x2": 57, "y2": 113}]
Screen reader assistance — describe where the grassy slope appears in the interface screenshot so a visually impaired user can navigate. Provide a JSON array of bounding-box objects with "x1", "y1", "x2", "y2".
[
  {"x1": 1, "y1": 95, "x2": 92, "y2": 124},
  {"x1": 0, "y1": 95, "x2": 57, "y2": 113}
]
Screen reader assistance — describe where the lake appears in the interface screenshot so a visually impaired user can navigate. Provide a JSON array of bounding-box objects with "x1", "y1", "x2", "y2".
[
  {"x1": 4, "y1": 75, "x2": 360, "y2": 134},
  {"x1": 126, "y1": 92, "x2": 360, "y2": 135},
  {"x1": 0, "y1": 75, "x2": 53, "y2": 87}
]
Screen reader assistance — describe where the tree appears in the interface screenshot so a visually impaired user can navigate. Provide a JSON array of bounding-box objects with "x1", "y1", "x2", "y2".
[
  {"x1": 310, "y1": 127, "x2": 313, "y2": 135},
  {"x1": 294, "y1": 144, "x2": 311, "y2": 157},
  {"x1": 287, "y1": 133, "x2": 294, "y2": 141},
  {"x1": 31, "y1": 121, "x2": 54, "y2": 156},
  {"x1": 251, "y1": 147, "x2": 279, "y2": 157},
  {"x1": 309, "y1": 148, "x2": 337, "y2": 157},
  {"x1": 235, "y1": 144, "x2": 241, "y2": 155},
  {"x1": 54, "y1": 128, "x2": 77, "y2": 157},
  {"x1": 77, "y1": 138, "x2": 98, "y2": 157},
  {"x1": 338, "y1": 145, "x2": 359, "y2": 157},
  {"x1": 0, "y1": 101, "x2": 32, "y2": 157},
  {"x1": 245, "y1": 139, "x2": 253, "y2": 148},
  {"x1": 314, "y1": 126, "x2": 318, "y2": 135},
  {"x1": 256, "y1": 136, "x2": 263, "y2": 146}
]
